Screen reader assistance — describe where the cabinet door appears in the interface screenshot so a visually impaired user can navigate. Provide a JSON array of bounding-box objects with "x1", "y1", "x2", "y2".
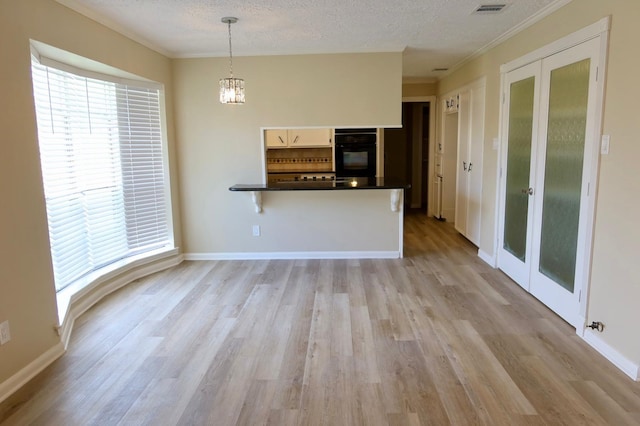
[
  {"x1": 265, "y1": 129, "x2": 288, "y2": 148},
  {"x1": 466, "y1": 84, "x2": 485, "y2": 246},
  {"x1": 288, "y1": 129, "x2": 332, "y2": 147},
  {"x1": 455, "y1": 90, "x2": 471, "y2": 237},
  {"x1": 453, "y1": 82, "x2": 485, "y2": 246}
]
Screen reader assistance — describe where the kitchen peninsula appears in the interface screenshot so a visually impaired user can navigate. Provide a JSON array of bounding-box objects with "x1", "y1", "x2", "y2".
[{"x1": 229, "y1": 177, "x2": 409, "y2": 259}]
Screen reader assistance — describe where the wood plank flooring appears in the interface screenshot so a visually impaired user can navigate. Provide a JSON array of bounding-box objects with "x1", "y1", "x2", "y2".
[{"x1": 2, "y1": 213, "x2": 640, "y2": 425}]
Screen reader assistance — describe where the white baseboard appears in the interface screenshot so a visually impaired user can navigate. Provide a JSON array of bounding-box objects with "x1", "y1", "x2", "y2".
[
  {"x1": 582, "y1": 330, "x2": 640, "y2": 381},
  {"x1": 442, "y1": 208, "x2": 455, "y2": 222},
  {"x1": 0, "y1": 342, "x2": 65, "y2": 404},
  {"x1": 184, "y1": 251, "x2": 401, "y2": 261},
  {"x1": 478, "y1": 249, "x2": 497, "y2": 268}
]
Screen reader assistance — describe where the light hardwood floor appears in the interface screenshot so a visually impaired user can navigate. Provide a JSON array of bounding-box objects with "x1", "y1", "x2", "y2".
[{"x1": 2, "y1": 213, "x2": 640, "y2": 425}]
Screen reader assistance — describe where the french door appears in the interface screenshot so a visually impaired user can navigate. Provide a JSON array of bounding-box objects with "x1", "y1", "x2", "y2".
[
  {"x1": 498, "y1": 62, "x2": 540, "y2": 288},
  {"x1": 498, "y1": 37, "x2": 603, "y2": 328}
]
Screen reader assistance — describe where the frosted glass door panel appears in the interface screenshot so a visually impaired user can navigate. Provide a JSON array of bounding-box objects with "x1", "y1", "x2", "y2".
[
  {"x1": 498, "y1": 62, "x2": 540, "y2": 289},
  {"x1": 538, "y1": 59, "x2": 590, "y2": 292},
  {"x1": 504, "y1": 77, "x2": 535, "y2": 261}
]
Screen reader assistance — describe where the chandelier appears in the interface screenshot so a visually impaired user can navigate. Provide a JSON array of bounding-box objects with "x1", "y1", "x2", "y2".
[{"x1": 219, "y1": 17, "x2": 245, "y2": 104}]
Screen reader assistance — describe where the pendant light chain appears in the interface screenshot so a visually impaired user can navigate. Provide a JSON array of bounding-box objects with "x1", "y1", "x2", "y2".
[{"x1": 227, "y1": 20, "x2": 234, "y2": 78}]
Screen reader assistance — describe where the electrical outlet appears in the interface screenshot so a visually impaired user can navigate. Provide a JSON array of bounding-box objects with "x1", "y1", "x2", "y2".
[
  {"x1": 252, "y1": 225, "x2": 261, "y2": 237},
  {"x1": 0, "y1": 321, "x2": 11, "y2": 345}
]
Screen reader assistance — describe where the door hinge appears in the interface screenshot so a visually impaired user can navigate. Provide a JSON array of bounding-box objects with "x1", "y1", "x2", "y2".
[
  {"x1": 502, "y1": 92, "x2": 506, "y2": 104},
  {"x1": 587, "y1": 182, "x2": 590, "y2": 196},
  {"x1": 596, "y1": 67, "x2": 599, "y2": 82},
  {"x1": 579, "y1": 290, "x2": 582, "y2": 302}
]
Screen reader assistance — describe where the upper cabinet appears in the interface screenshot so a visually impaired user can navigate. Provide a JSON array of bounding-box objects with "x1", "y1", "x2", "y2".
[{"x1": 265, "y1": 129, "x2": 332, "y2": 148}]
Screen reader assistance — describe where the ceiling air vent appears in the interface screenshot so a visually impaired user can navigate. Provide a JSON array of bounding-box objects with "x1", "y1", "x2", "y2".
[
  {"x1": 432, "y1": 68, "x2": 449, "y2": 72},
  {"x1": 473, "y1": 4, "x2": 507, "y2": 14}
]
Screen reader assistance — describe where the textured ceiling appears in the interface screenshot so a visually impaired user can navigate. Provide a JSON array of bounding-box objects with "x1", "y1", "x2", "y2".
[{"x1": 56, "y1": 0, "x2": 570, "y2": 80}]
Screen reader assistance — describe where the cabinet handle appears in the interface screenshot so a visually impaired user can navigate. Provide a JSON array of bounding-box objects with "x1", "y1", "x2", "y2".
[
  {"x1": 468, "y1": 162, "x2": 472, "y2": 172},
  {"x1": 463, "y1": 161, "x2": 467, "y2": 171},
  {"x1": 292, "y1": 135, "x2": 300, "y2": 144},
  {"x1": 278, "y1": 136, "x2": 285, "y2": 145}
]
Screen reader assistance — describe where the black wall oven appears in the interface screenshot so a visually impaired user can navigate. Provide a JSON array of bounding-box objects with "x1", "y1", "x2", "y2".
[{"x1": 335, "y1": 128, "x2": 377, "y2": 177}]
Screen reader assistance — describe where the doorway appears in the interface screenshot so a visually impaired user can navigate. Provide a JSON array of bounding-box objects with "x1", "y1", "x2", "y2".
[
  {"x1": 497, "y1": 26, "x2": 607, "y2": 329},
  {"x1": 384, "y1": 97, "x2": 436, "y2": 214}
]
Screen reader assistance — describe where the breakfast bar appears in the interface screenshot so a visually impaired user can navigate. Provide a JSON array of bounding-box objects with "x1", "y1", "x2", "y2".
[
  {"x1": 229, "y1": 177, "x2": 409, "y2": 213},
  {"x1": 228, "y1": 178, "x2": 409, "y2": 259}
]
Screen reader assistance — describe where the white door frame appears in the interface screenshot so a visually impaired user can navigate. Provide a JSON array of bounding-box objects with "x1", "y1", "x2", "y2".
[{"x1": 495, "y1": 17, "x2": 610, "y2": 332}]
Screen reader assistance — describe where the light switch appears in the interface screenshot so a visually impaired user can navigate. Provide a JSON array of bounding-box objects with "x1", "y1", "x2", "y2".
[{"x1": 601, "y1": 135, "x2": 610, "y2": 155}]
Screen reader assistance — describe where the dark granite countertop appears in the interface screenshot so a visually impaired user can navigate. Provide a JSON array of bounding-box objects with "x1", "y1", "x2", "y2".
[{"x1": 229, "y1": 177, "x2": 410, "y2": 191}]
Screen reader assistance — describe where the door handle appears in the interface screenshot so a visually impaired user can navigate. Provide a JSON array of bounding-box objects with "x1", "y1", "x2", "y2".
[
  {"x1": 521, "y1": 187, "x2": 534, "y2": 195},
  {"x1": 468, "y1": 162, "x2": 472, "y2": 172},
  {"x1": 292, "y1": 135, "x2": 300, "y2": 144},
  {"x1": 278, "y1": 136, "x2": 285, "y2": 145},
  {"x1": 463, "y1": 161, "x2": 467, "y2": 171}
]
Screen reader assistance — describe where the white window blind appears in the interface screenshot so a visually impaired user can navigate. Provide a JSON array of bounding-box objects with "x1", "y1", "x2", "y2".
[{"x1": 31, "y1": 58, "x2": 171, "y2": 292}]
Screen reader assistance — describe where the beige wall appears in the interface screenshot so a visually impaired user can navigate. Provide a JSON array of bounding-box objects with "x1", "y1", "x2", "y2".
[
  {"x1": 0, "y1": 0, "x2": 180, "y2": 384},
  {"x1": 402, "y1": 82, "x2": 437, "y2": 98},
  {"x1": 439, "y1": 0, "x2": 640, "y2": 364},
  {"x1": 173, "y1": 53, "x2": 402, "y2": 255}
]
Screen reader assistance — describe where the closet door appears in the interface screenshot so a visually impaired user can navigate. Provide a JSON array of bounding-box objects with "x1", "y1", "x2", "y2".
[
  {"x1": 529, "y1": 38, "x2": 601, "y2": 327},
  {"x1": 498, "y1": 37, "x2": 602, "y2": 328},
  {"x1": 454, "y1": 82, "x2": 485, "y2": 246},
  {"x1": 466, "y1": 84, "x2": 485, "y2": 246},
  {"x1": 498, "y1": 62, "x2": 541, "y2": 288},
  {"x1": 454, "y1": 90, "x2": 470, "y2": 237}
]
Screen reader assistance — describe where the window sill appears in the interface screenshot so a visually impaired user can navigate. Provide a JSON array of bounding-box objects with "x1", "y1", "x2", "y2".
[{"x1": 56, "y1": 246, "x2": 181, "y2": 327}]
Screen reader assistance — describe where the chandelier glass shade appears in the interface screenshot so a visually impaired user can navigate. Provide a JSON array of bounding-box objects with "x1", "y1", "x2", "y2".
[{"x1": 219, "y1": 77, "x2": 245, "y2": 104}]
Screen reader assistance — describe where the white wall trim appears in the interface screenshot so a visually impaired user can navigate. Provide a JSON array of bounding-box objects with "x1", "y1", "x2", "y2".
[
  {"x1": 0, "y1": 342, "x2": 65, "y2": 404},
  {"x1": 582, "y1": 331, "x2": 640, "y2": 381},
  {"x1": 445, "y1": 0, "x2": 573, "y2": 79},
  {"x1": 57, "y1": 251, "x2": 184, "y2": 349},
  {"x1": 500, "y1": 16, "x2": 610, "y2": 73},
  {"x1": 184, "y1": 251, "x2": 402, "y2": 261},
  {"x1": 478, "y1": 249, "x2": 497, "y2": 268}
]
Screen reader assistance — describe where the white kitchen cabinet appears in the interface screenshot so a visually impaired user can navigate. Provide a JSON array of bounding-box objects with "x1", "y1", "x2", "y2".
[
  {"x1": 454, "y1": 79, "x2": 485, "y2": 246},
  {"x1": 265, "y1": 129, "x2": 332, "y2": 148},
  {"x1": 264, "y1": 129, "x2": 289, "y2": 147}
]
